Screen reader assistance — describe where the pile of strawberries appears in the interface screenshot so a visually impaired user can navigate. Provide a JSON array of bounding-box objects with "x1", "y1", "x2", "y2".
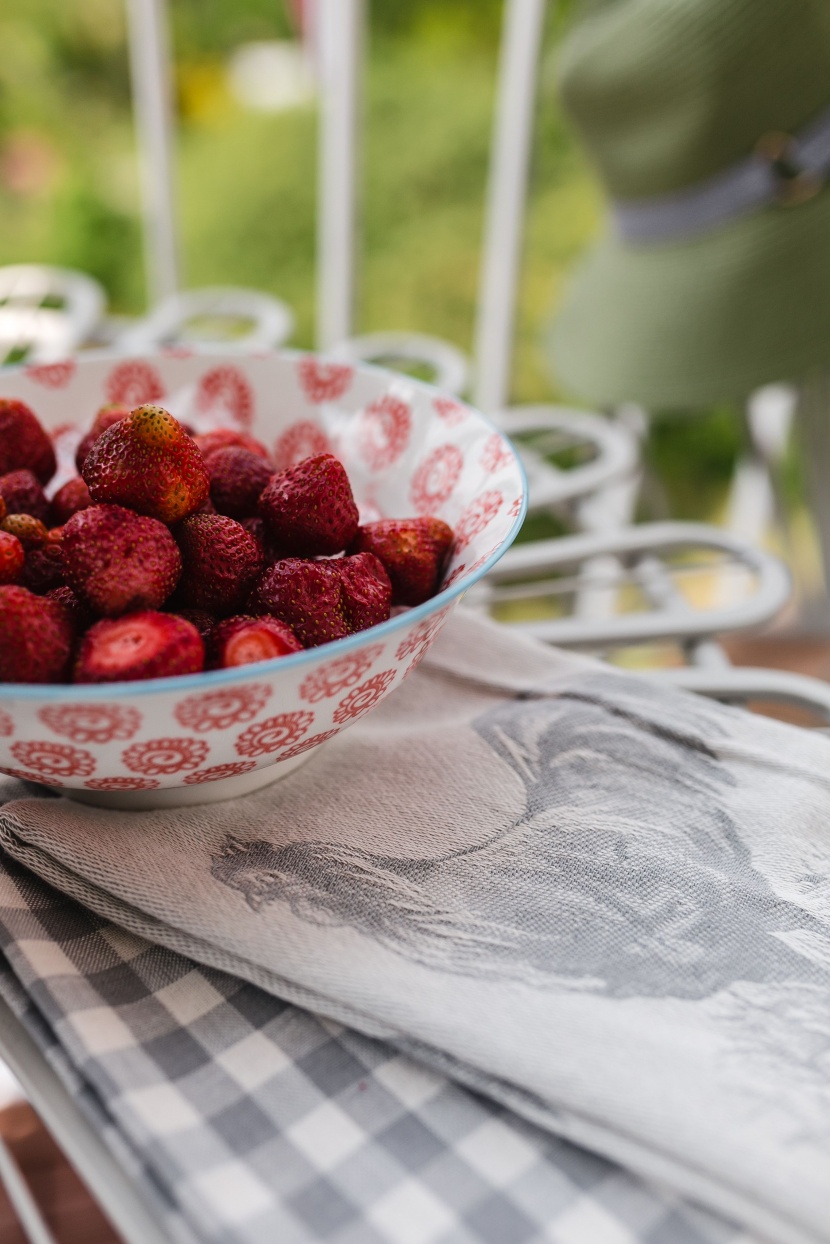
[{"x1": 0, "y1": 398, "x2": 454, "y2": 684}]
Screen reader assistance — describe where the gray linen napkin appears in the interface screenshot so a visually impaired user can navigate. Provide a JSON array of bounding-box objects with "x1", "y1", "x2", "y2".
[
  {"x1": 1, "y1": 609, "x2": 829, "y2": 1244},
  {"x1": 0, "y1": 848, "x2": 743, "y2": 1244}
]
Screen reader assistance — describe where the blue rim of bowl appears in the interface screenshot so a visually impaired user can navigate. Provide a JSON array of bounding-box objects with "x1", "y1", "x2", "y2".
[{"x1": 0, "y1": 347, "x2": 529, "y2": 700}]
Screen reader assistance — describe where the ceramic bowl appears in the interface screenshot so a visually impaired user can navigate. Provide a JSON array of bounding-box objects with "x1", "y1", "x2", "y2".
[{"x1": 0, "y1": 349, "x2": 526, "y2": 808}]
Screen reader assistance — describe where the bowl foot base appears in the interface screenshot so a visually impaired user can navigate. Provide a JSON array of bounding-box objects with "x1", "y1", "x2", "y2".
[{"x1": 62, "y1": 751, "x2": 315, "y2": 811}]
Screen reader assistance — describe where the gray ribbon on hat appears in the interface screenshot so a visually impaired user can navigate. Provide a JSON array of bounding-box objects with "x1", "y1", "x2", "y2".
[{"x1": 612, "y1": 101, "x2": 830, "y2": 243}]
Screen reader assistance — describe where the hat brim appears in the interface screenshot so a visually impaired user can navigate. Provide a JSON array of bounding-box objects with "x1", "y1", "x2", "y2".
[{"x1": 549, "y1": 188, "x2": 830, "y2": 409}]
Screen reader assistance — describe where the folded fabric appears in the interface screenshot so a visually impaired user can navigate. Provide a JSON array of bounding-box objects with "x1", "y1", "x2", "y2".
[
  {"x1": 1, "y1": 609, "x2": 829, "y2": 1244},
  {"x1": 0, "y1": 852, "x2": 736, "y2": 1244}
]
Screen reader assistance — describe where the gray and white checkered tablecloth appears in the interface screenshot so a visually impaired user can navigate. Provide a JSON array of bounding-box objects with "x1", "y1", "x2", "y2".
[{"x1": 0, "y1": 842, "x2": 750, "y2": 1244}]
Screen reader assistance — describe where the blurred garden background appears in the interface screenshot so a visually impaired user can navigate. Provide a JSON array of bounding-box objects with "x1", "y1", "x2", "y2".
[{"x1": 0, "y1": 0, "x2": 761, "y2": 524}]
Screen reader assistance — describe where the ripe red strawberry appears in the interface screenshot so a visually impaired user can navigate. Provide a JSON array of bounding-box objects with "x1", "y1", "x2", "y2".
[
  {"x1": 75, "y1": 403, "x2": 130, "y2": 472},
  {"x1": 339, "y1": 551, "x2": 393, "y2": 629},
  {"x1": 208, "y1": 615, "x2": 303, "y2": 668},
  {"x1": 0, "y1": 400, "x2": 56, "y2": 484},
  {"x1": 174, "y1": 608, "x2": 216, "y2": 639},
  {"x1": 258, "y1": 453, "x2": 359, "y2": 556},
  {"x1": 254, "y1": 552, "x2": 392, "y2": 647},
  {"x1": 74, "y1": 611, "x2": 204, "y2": 683},
  {"x1": 175, "y1": 513, "x2": 263, "y2": 615},
  {"x1": 22, "y1": 526, "x2": 66, "y2": 594},
  {"x1": 0, "y1": 470, "x2": 49, "y2": 524},
  {"x1": 208, "y1": 447, "x2": 274, "y2": 519},
  {"x1": 82, "y1": 405, "x2": 209, "y2": 523},
  {"x1": 0, "y1": 585, "x2": 74, "y2": 683},
  {"x1": 0, "y1": 497, "x2": 5, "y2": 522},
  {"x1": 0, "y1": 531, "x2": 24, "y2": 585},
  {"x1": 62, "y1": 504, "x2": 181, "y2": 616},
  {"x1": 50, "y1": 477, "x2": 92, "y2": 526},
  {"x1": 194, "y1": 428, "x2": 270, "y2": 462},
  {"x1": 254, "y1": 559, "x2": 351, "y2": 647},
  {"x1": 1, "y1": 514, "x2": 49, "y2": 548},
  {"x1": 350, "y1": 517, "x2": 454, "y2": 605}
]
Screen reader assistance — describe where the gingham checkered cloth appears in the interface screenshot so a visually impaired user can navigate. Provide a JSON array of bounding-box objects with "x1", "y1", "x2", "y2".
[{"x1": 0, "y1": 838, "x2": 749, "y2": 1244}]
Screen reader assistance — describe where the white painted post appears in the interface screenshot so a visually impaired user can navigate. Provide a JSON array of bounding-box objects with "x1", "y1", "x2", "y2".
[
  {"x1": 474, "y1": 0, "x2": 548, "y2": 412},
  {"x1": 125, "y1": 0, "x2": 180, "y2": 305},
  {"x1": 315, "y1": 0, "x2": 365, "y2": 350}
]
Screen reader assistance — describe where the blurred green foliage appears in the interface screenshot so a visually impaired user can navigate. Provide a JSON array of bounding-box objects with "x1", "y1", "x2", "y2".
[{"x1": 0, "y1": 0, "x2": 739, "y2": 519}]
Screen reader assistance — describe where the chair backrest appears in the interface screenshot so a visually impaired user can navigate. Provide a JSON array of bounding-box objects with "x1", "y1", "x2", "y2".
[{"x1": 124, "y1": 0, "x2": 550, "y2": 411}]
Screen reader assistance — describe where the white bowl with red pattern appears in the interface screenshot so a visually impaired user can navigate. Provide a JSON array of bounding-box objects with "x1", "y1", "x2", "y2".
[{"x1": 0, "y1": 349, "x2": 526, "y2": 808}]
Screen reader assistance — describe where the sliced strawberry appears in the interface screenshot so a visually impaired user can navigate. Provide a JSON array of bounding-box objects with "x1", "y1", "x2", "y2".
[
  {"x1": 350, "y1": 517, "x2": 454, "y2": 605},
  {"x1": 0, "y1": 400, "x2": 56, "y2": 484},
  {"x1": 258, "y1": 453, "x2": 359, "y2": 556},
  {"x1": 74, "y1": 611, "x2": 204, "y2": 683},
  {"x1": 82, "y1": 405, "x2": 209, "y2": 524},
  {"x1": 175, "y1": 514, "x2": 263, "y2": 615},
  {"x1": 208, "y1": 615, "x2": 303, "y2": 668},
  {"x1": 62, "y1": 504, "x2": 181, "y2": 616},
  {"x1": 0, "y1": 585, "x2": 74, "y2": 682}
]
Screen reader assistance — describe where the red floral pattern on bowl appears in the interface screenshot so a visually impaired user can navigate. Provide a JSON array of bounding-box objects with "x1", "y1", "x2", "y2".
[
  {"x1": 174, "y1": 686, "x2": 271, "y2": 732},
  {"x1": 333, "y1": 671, "x2": 397, "y2": 725},
  {"x1": 299, "y1": 645, "x2": 383, "y2": 703},
  {"x1": 235, "y1": 712, "x2": 315, "y2": 757},
  {"x1": 273, "y1": 421, "x2": 333, "y2": 470},
  {"x1": 38, "y1": 704, "x2": 141, "y2": 744},
  {"x1": 195, "y1": 365, "x2": 254, "y2": 429},
  {"x1": 122, "y1": 738, "x2": 209, "y2": 776},
  {"x1": 105, "y1": 360, "x2": 165, "y2": 407},
  {"x1": 10, "y1": 741, "x2": 96, "y2": 779},
  {"x1": 297, "y1": 358, "x2": 353, "y2": 404}
]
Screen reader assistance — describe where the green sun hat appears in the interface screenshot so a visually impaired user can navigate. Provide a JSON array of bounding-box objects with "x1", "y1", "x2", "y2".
[{"x1": 549, "y1": 0, "x2": 830, "y2": 409}]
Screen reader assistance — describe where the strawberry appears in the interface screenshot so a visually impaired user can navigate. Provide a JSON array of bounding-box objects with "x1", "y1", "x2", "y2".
[
  {"x1": 254, "y1": 559, "x2": 351, "y2": 647},
  {"x1": 0, "y1": 400, "x2": 56, "y2": 484},
  {"x1": 82, "y1": 405, "x2": 209, "y2": 524},
  {"x1": 50, "y1": 477, "x2": 92, "y2": 526},
  {"x1": 22, "y1": 526, "x2": 66, "y2": 594},
  {"x1": 0, "y1": 497, "x2": 5, "y2": 522},
  {"x1": 350, "y1": 517, "x2": 454, "y2": 605},
  {"x1": 208, "y1": 615, "x2": 303, "y2": 668},
  {"x1": 0, "y1": 586, "x2": 74, "y2": 683},
  {"x1": 75, "y1": 403, "x2": 130, "y2": 472},
  {"x1": 175, "y1": 514, "x2": 263, "y2": 615},
  {"x1": 339, "y1": 551, "x2": 393, "y2": 629},
  {"x1": 254, "y1": 552, "x2": 392, "y2": 647},
  {"x1": 208, "y1": 447, "x2": 274, "y2": 519},
  {"x1": 74, "y1": 611, "x2": 204, "y2": 683},
  {"x1": 258, "y1": 453, "x2": 359, "y2": 556},
  {"x1": 0, "y1": 469, "x2": 49, "y2": 524},
  {"x1": 194, "y1": 428, "x2": 270, "y2": 462},
  {"x1": 62, "y1": 504, "x2": 181, "y2": 617},
  {"x1": 1, "y1": 514, "x2": 49, "y2": 548},
  {"x1": 0, "y1": 531, "x2": 24, "y2": 585}
]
